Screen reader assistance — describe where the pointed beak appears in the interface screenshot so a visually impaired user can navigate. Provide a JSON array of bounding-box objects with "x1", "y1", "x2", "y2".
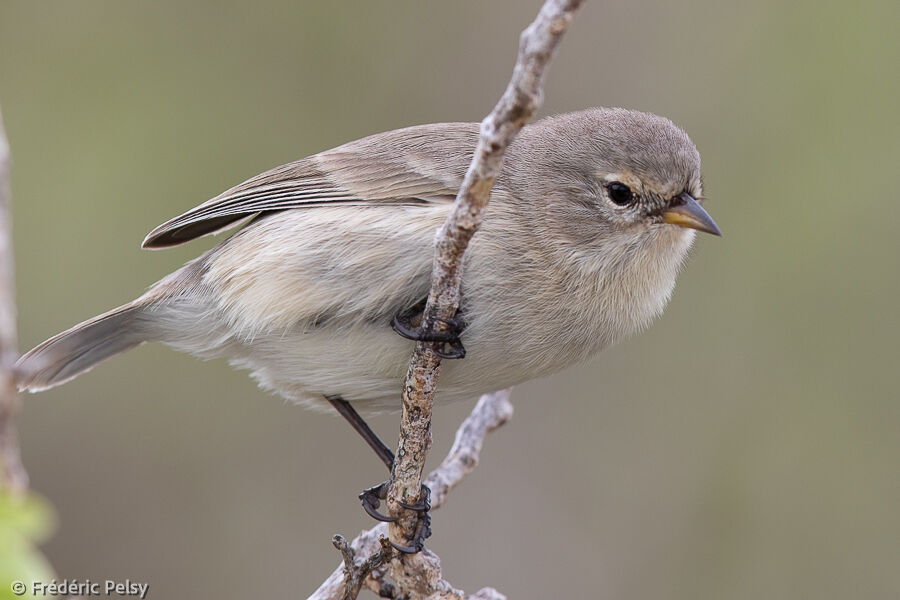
[{"x1": 661, "y1": 193, "x2": 722, "y2": 236}]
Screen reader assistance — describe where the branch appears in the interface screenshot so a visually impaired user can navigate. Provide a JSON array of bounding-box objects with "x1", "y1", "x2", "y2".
[
  {"x1": 308, "y1": 389, "x2": 514, "y2": 600},
  {"x1": 387, "y1": 0, "x2": 584, "y2": 573},
  {"x1": 312, "y1": 1, "x2": 583, "y2": 596},
  {"x1": 0, "y1": 106, "x2": 28, "y2": 493}
]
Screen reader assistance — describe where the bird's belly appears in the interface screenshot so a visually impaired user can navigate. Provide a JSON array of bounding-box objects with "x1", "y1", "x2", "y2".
[
  {"x1": 218, "y1": 319, "x2": 562, "y2": 413},
  {"x1": 162, "y1": 271, "x2": 662, "y2": 412}
]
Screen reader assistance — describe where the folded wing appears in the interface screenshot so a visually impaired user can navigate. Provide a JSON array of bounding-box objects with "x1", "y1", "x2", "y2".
[{"x1": 142, "y1": 123, "x2": 478, "y2": 249}]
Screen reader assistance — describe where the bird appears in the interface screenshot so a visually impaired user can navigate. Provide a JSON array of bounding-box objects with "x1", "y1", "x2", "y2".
[{"x1": 15, "y1": 107, "x2": 720, "y2": 550}]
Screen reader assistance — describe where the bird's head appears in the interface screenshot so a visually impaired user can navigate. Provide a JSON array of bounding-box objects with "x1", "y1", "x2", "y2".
[{"x1": 510, "y1": 107, "x2": 720, "y2": 258}]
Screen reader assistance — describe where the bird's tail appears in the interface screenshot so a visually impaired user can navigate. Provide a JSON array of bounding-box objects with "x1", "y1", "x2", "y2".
[{"x1": 15, "y1": 302, "x2": 152, "y2": 392}]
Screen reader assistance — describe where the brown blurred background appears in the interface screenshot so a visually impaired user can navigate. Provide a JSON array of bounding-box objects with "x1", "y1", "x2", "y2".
[{"x1": 1, "y1": 1, "x2": 899, "y2": 598}]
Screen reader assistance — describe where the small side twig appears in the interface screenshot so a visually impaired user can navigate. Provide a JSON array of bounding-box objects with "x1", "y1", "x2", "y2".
[
  {"x1": 425, "y1": 390, "x2": 514, "y2": 510},
  {"x1": 0, "y1": 106, "x2": 28, "y2": 494},
  {"x1": 332, "y1": 534, "x2": 395, "y2": 600}
]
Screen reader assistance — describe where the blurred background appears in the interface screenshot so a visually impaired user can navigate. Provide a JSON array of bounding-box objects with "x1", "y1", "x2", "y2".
[{"x1": 1, "y1": 0, "x2": 898, "y2": 598}]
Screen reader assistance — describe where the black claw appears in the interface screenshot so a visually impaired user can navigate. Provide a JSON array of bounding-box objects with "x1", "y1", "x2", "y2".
[
  {"x1": 391, "y1": 305, "x2": 467, "y2": 360},
  {"x1": 398, "y1": 484, "x2": 431, "y2": 512},
  {"x1": 359, "y1": 483, "x2": 396, "y2": 523},
  {"x1": 361, "y1": 501, "x2": 396, "y2": 523},
  {"x1": 359, "y1": 482, "x2": 432, "y2": 554},
  {"x1": 392, "y1": 313, "x2": 458, "y2": 343},
  {"x1": 389, "y1": 541, "x2": 419, "y2": 553},
  {"x1": 390, "y1": 502, "x2": 431, "y2": 554},
  {"x1": 433, "y1": 339, "x2": 466, "y2": 360},
  {"x1": 392, "y1": 484, "x2": 432, "y2": 554}
]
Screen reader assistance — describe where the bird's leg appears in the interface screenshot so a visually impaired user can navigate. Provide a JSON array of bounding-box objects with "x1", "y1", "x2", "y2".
[
  {"x1": 326, "y1": 395, "x2": 394, "y2": 470},
  {"x1": 325, "y1": 395, "x2": 433, "y2": 553},
  {"x1": 391, "y1": 299, "x2": 467, "y2": 359}
]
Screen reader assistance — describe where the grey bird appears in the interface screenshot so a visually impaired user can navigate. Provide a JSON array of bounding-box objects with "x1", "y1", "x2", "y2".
[{"x1": 15, "y1": 107, "x2": 720, "y2": 548}]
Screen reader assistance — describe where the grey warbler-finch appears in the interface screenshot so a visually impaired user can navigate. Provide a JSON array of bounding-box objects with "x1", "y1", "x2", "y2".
[{"x1": 16, "y1": 107, "x2": 720, "y2": 548}]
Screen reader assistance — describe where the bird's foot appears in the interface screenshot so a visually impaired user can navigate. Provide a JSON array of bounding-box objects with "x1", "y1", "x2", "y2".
[
  {"x1": 359, "y1": 481, "x2": 432, "y2": 554},
  {"x1": 359, "y1": 482, "x2": 394, "y2": 523},
  {"x1": 392, "y1": 304, "x2": 467, "y2": 359}
]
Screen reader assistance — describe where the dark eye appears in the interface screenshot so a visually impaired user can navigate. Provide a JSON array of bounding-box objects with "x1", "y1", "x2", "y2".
[{"x1": 607, "y1": 182, "x2": 634, "y2": 206}]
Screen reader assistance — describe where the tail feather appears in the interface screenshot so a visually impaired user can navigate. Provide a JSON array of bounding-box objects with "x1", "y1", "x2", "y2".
[{"x1": 16, "y1": 303, "x2": 150, "y2": 392}]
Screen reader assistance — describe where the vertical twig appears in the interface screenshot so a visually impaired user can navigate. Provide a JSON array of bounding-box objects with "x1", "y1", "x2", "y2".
[
  {"x1": 386, "y1": 0, "x2": 585, "y2": 587},
  {"x1": 0, "y1": 107, "x2": 28, "y2": 493}
]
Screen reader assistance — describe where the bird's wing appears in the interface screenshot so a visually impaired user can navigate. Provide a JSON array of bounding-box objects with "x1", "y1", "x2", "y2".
[{"x1": 142, "y1": 123, "x2": 479, "y2": 249}]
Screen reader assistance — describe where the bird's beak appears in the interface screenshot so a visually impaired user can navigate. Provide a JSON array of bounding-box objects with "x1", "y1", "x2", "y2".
[{"x1": 661, "y1": 193, "x2": 722, "y2": 236}]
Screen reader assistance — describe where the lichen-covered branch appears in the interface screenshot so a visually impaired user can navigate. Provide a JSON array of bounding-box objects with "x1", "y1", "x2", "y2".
[
  {"x1": 0, "y1": 107, "x2": 28, "y2": 493},
  {"x1": 308, "y1": 389, "x2": 514, "y2": 600},
  {"x1": 387, "y1": 0, "x2": 584, "y2": 577}
]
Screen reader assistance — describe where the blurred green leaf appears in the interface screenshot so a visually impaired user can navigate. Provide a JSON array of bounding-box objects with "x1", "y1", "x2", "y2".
[{"x1": 0, "y1": 491, "x2": 56, "y2": 599}]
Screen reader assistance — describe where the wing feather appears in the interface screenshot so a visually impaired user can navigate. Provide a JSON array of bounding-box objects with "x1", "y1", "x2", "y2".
[{"x1": 142, "y1": 123, "x2": 478, "y2": 249}]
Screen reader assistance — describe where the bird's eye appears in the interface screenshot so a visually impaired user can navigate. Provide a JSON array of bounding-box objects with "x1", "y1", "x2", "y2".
[{"x1": 607, "y1": 182, "x2": 634, "y2": 206}]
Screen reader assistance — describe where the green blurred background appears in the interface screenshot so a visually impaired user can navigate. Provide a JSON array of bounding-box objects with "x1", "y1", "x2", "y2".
[{"x1": 1, "y1": 1, "x2": 898, "y2": 598}]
